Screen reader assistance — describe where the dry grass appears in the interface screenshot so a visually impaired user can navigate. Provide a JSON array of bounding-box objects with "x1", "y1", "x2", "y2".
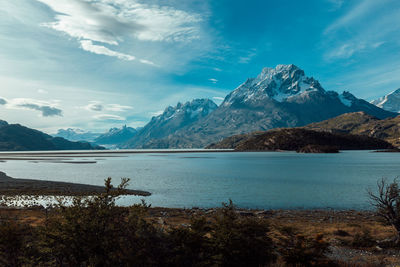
[{"x1": 2, "y1": 207, "x2": 400, "y2": 265}]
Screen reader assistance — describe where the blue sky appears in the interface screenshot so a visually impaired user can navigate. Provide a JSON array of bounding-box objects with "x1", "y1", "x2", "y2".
[{"x1": 0, "y1": 0, "x2": 399, "y2": 133}]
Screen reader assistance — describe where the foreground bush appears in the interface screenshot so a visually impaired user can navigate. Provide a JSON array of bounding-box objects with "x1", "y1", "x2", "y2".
[{"x1": 0, "y1": 178, "x2": 337, "y2": 266}]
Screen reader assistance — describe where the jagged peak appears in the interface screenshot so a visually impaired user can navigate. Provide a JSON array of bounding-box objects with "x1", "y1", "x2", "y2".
[
  {"x1": 224, "y1": 64, "x2": 324, "y2": 105},
  {"x1": 371, "y1": 88, "x2": 400, "y2": 113},
  {"x1": 157, "y1": 98, "x2": 217, "y2": 121}
]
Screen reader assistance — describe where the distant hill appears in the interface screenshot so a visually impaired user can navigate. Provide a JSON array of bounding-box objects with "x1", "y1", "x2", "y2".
[
  {"x1": 54, "y1": 128, "x2": 102, "y2": 142},
  {"x1": 0, "y1": 121, "x2": 102, "y2": 151},
  {"x1": 207, "y1": 128, "x2": 393, "y2": 152},
  {"x1": 304, "y1": 112, "x2": 400, "y2": 147},
  {"x1": 125, "y1": 64, "x2": 397, "y2": 148},
  {"x1": 95, "y1": 125, "x2": 138, "y2": 145}
]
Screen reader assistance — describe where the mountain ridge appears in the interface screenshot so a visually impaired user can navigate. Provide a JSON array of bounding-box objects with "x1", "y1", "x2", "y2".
[
  {"x1": 124, "y1": 64, "x2": 396, "y2": 148},
  {"x1": 0, "y1": 121, "x2": 102, "y2": 151}
]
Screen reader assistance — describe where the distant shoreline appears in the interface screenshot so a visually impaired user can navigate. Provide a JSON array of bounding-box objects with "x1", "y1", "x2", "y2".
[
  {"x1": 0, "y1": 172, "x2": 150, "y2": 196},
  {"x1": 0, "y1": 149, "x2": 234, "y2": 156}
]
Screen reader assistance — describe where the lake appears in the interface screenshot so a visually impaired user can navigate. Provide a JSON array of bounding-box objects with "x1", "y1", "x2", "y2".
[{"x1": 0, "y1": 150, "x2": 399, "y2": 210}]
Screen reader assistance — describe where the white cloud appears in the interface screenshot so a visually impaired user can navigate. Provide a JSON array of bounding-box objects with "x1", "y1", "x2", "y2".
[
  {"x1": 149, "y1": 110, "x2": 163, "y2": 117},
  {"x1": 326, "y1": 0, "x2": 344, "y2": 11},
  {"x1": 38, "y1": 89, "x2": 48, "y2": 94},
  {"x1": 238, "y1": 49, "x2": 257, "y2": 64},
  {"x1": 322, "y1": 0, "x2": 399, "y2": 61},
  {"x1": 94, "y1": 114, "x2": 125, "y2": 121},
  {"x1": 324, "y1": 0, "x2": 383, "y2": 34},
  {"x1": 212, "y1": 96, "x2": 224, "y2": 101},
  {"x1": 83, "y1": 101, "x2": 133, "y2": 112},
  {"x1": 36, "y1": 0, "x2": 202, "y2": 62},
  {"x1": 209, "y1": 78, "x2": 218, "y2": 83},
  {"x1": 85, "y1": 101, "x2": 103, "y2": 111},
  {"x1": 80, "y1": 40, "x2": 135, "y2": 61},
  {"x1": 1, "y1": 97, "x2": 62, "y2": 117},
  {"x1": 325, "y1": 43, "x2": 366, "y2": 60},
  {"x1": 106, "y1": 104, "x2": 133, "y2": 112}
]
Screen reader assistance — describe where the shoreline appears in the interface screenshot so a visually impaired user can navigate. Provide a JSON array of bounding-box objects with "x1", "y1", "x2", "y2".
[{"x1": 0, "y1": 171, "x2": 150, "y2": 196}]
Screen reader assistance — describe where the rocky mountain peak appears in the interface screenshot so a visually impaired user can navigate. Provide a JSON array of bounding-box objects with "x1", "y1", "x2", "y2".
[
  {"x1": 156, "y1": 98, "x2": 217, "y2": 122},
  {"x1": 371, "y1": 88, "x2": 400, "y2": 113},
  {"x1": 223, "y1": 64, "x2": 324, "y2": 106}
]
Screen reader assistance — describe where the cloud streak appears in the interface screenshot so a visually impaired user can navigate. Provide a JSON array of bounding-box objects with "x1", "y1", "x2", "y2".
[
  {"x1": 94, "y1": 114, "x2": 125, "y2": 121},
  {"x1": 80, "y1": 40, "x2": 136, "y2": 61},
  {"x1": 37, "y1": 0, "x2": 202, "y2": 63},
  {"x1": 0, "y1": 97, "x2": 63, "y2": 117},
  {"x1": 85, "y1": 101, "x2": 103, "y2": 111},
  {"x1": 323, "y1": 0, "x2": 400, "y2": 61}
]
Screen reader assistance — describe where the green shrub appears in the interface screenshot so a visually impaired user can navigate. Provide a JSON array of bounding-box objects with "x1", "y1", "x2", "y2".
[{"x1": 210, "y1": 200, "x2": 276, "y2": 267}]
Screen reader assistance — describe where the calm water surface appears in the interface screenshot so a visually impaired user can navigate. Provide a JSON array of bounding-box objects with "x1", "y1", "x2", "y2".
[{"x1": 1, "y1": 150, "x2": 400, "y2": 210}]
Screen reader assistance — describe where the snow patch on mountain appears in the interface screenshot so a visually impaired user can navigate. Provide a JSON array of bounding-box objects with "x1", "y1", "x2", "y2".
[
  {"x1": 371, "y1": 88, "x2": 400, "y2": 113},
  {"x1": 223, "y1": 64, "x2": 324, "y2": 105}
]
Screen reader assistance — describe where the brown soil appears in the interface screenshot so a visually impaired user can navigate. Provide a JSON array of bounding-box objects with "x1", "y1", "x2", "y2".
[{"x1": 2, "y1": 206, "x2": 399, "y2": 266}]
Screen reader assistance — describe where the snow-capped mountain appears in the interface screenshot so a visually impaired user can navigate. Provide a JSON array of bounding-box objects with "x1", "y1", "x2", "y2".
[
  {"x1": 125, "y1": 64, "x2": 396, "y2": 148},
  {"x1": 123, "y1": 98, "x2": 218, "y2": 148},
  {"x1": 95, "y1": 125, "x2": 137, "y2": 145},
  {"x1": 371, "y1": 88, "x2": 400, "y2": 113},
  {"x1": 54, "y1": 128, "x2": 101, "y2": 142},
  {"x1": 224, "y1": 64, "x2": 325, "y2": 105}
]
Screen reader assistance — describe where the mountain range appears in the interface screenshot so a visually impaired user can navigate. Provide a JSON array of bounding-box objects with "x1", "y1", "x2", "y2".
[
  {"x1": 122, "y1": 98, "x2": 218, "y2": 148},
  {"x1": 0, "y1": 121, "x2": 102, "y2": 151},
  {"x1": 94, "y1": 125, "x2": 138, "y2": 146},
  {"x1": 121, "y1": 64, "x2": 397, "y2": 148},
  {"x1": 55, "y1": 128, "x2": 102, "y2": 142},
  {"x1": 371, "y1": 88, "x2": 400, "y2": 113}
]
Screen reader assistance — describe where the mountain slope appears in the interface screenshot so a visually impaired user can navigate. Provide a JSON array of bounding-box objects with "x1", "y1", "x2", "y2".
[
  {"x1": 0, "y1": 121, "x2": 101, "y2": 151},
  {"x1": 304, "y1": 112, "x2": 400, "y2": 147},
  {"x1": 54, "y1": 128, "x2": 101, "y2": 142},
  {"x1": 95, "y1": 125, "x2": 137, "y2": 145},
  {"x1": 207, "y1": 128, "x2": 393, "y2": 152},
  {"x1": 123, "y1": 98, "x2": 218, "y2": 148},
  {"x1": 137, "y1": 64, "x2": 396, "y2": 148},
  {"x1": 371, "y1": 88, "x2": 400, "y2": 113}
]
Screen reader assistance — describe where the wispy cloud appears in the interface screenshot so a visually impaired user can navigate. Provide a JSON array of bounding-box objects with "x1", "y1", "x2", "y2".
[
  {"x1": 149, "y1": 110, "x2": 164, "y2": 117},
  {"x1": 94, "y1": 114, "x2": 125, "y2": 121},
  {"x1": 36, "y1": 0, "x2": 202, "y2": 63},
  {"x1": 208, "y1": 78, "x2": 218, "y2": 83},
  {"x1": 323, "y1": 0, "x2": 400, "y2": 61},
  {"x1": 83, "y1": 101, "x2": 133, "y2": 112},
  {"x1": 106, "y1": 104, "x2": 133, "y2": 112},
  {"x1": 325, "y1": 0, "x2": 344, "y2": 11},
  {"x1": 238, "y1": 49, "x2": 257, "y2": 64},
  {"x1": 85, "y1": 101, "x2": 103, "y2": 112},
  {"x1": 1, "y1": 97, "x2": 62, "y2": 117},
  {"x1": 324, "y1": 0, "x2": 381, "y2": 34},
  {"x1": 80, "y1": 40, "x2": 136, "y2": 61}
]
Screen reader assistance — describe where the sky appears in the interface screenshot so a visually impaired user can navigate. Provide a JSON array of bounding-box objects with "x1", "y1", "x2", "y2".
[{"x1": 0, "y1": 0, "x2": 399, "y2": 133}]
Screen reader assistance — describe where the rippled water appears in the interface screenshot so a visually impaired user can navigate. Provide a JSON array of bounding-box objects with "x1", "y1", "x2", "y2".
[{"x1": 1, "y1": 150, "x2": 400, "y2": 209}]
